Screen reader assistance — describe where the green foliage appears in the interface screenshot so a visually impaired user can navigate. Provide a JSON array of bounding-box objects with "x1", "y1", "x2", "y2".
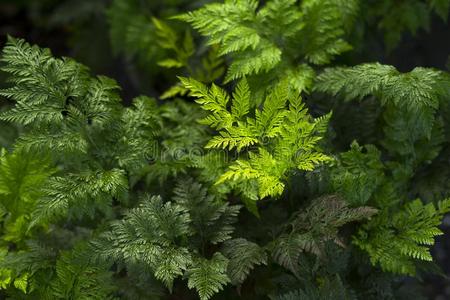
[
  {"x1": 92, "y1": 180, "x2": 240, "y2": 299},
  {"x1": 49, "y1": 244, "x2": 116, "y2": 299},
  {"x1": 0, "y1": 149, "x2": 54, "y2": 294},
  {"x1": 0, "y1": 149, "x2": 55, "y2": 241},
  {"x1": 181, "y1": 77, "x2": 331, "y2": 200},
  {"x1": 270, "y1": 195, "x2": 376, "y2": 275},
  {"x1": 177, "y1": 0, "x2": 358, "y2": 94},
  {"x1": 0, "y1": 37, "x2": 162, "y2": 224},
  {"x1": 186, "y1": 253, "x2": 229, "y2": 300},
  {"x1": 363, "y1": 0, "x2": 450, "y2": 51},
  {"x1": 315, "y1": 63, "x2": 448, "y2": 111},
  {"x1": 0, "y1": 241, "x2": 56, "y2": 296},
  {"x1": 354, "y1": 198, "x2": 450, "y2": 275},
  {"x1": 107, "y1": 0, "x2": 224, "y2": 96},
  {"x1": 274, "y1": 275, "x2": 357, "y2": 300},
  {"x1": 221, "y1": 238, "x2": 267, "y2": 285},
  {"x1": 332, "y1": 142, "x2": 450, "y2": 276},
  {"x1": 331, "y1": 142, "x2": 385, "y2": 206},
  {"x1": 30, "y1": 169, "x2": 128, "y2": 227},
  {"x1": 316, "y1": 63, "x2": 450, "y2": 165},
  {"x1": 1, "y1": 37, "x2": 118, "y2": 156},
  {"x1": 0, "y1": 0, "x2": 450, "y2": 297}
]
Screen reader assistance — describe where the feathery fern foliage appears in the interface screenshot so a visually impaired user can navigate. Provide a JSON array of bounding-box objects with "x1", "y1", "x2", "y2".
[
  {"x1": 316, "y1": 63, "x2": 450, "y2": 166},
  {"x1": 92, "y1": 180, "x2": 240, "y2": 300},
  {"x1": 0, "y1": 37, "x2": 163, "y2": 223},
  {"x1": 332, "y1": 142, "x2": 450, "y2": 275},
  {"x1": 0, "y1": 149, "x2": 54, "y2": 294},
  {"x1": 0, "y1": 0, "x2": 450, "y2": 296},
  {"x1": 354, "y1": 198, "x2": 450, "y2": 275},
  {"x1": 177, "y1": 0, "x2": 358, "y2": 94},
  {"x1": 180, "y1": 76, "x2": 331, "y2": 201},
  {"x1": 270, "y1": 195, "x2": 376, "y2": 275}
]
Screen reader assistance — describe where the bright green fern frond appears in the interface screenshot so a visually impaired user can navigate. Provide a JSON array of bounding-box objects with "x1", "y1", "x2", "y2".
[
  {"x1": 231, "y1": 78, "x2": 251, "y2": 120},
  {"x1": 0, "y1": 149, "x2": 55, "y2": 243},
  {"x1": 182, "y1": 78, "x2": 331, "y2": 200}
]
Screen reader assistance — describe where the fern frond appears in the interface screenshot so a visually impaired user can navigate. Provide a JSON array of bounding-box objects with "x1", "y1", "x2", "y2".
[
  {"x1": 0, "y1": 149, "x2": 55, "y2": 242},
  {"x1": 172, "y1": 179, "x2": 241, "y2": 245},
  {"x1": 221, "y1": 238, "x2": 267, "y2": 285},
  {"x1": 92, "y1": 180, "x2": 240, "y2": 298},
  {"x1": 179, "y1": 0, "x2": 355, "y2": 94},
  {"x1": 299, "y1": 0, "x2": 357, "y2": 65},
  {"x1": 271, "y1": 195, "x2": 376, "y2": 274},
  {"x1": 186, "y1": 253, "x2": 230, "y2": 300},
  {"x1": 30, "y1": 169, "x2": 128, "y2": 227},
  {"x1": 354, "y1": 198, "x2": 450, "y2": 275},
  {"x1": 315, "y1": 63, "x2": 447, "y2": 110},
  {"x1": 182, "y1": 77, "x2": 331, "y2": 200},
  {"x1": 50, "y1": 244, "x2": 115, "y2": 299}
]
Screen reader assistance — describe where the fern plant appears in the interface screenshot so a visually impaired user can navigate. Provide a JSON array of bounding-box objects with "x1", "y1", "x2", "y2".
[
  {"x1": 180, "y1": 76, "x2": 331, "y2": 202},
  {"x1": 0, "y1": 149, "x2": 54, "y2": 293},
  {"x1": 331, "y1": 142, "x2": 450, "y2": 275},
  {"x1": 92, "y1": 179, "x2": 240, "y2": 300},
  {"x1": 354, "y1": 198, "x2": 450, "y2": 275},
  {"x1": 0, "y1": 37, "x2": 162, "y2": 223},
  {"x1": 0, "y1": 0, "x2": 450, "y2": 298},
  {"x1": 176, "y1": 0, "x2": 358, "y2": 98}
]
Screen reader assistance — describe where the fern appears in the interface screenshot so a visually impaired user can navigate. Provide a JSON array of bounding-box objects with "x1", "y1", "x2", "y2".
[
  {"x1": 0, "y1": 240, "x2": 56, "y2": 296},
  {"x1": 1, "y1": 37, "x2": 118, "y2": 156},
  {"x1": 0, "y1": 38, "x2": 163, "y2": 223},
  {"x1": 1, "y1": 0, "x2": 450, "y2": 297},
  {"x1": 333, "y1": 142, "x2": 450, "y2": 275},
  {"x1": 221, "y1": 238, "x2": 267, "y2": 285},
  {"x1": 331, "y1": 142, "x2": 386, "y2": 206},
  {"x1": 354, "y1": 198, "x2": 450, "y2": 275},
  {"x1": 49, "y1": 244, "x2": 115, "y2": 300},
  {"x1": 316, "y1": 63, "x2": 450, "y2": 163},
  {"x1": 107, "y1": 0, "x2": 164, "y2": 68},
  {"x1": 271, "y1": 195, "x2": 376, "y2": 275},
  {"x1": 186, "y1": 253, "x2": 230, "y2": 300},
  {"x1": 30, "y1": 169, "x2": 128, "y2": 227},
  {"x1": 0, "y1": 149, "x2": 55, "y2": 241},
  {"x1": 315, "y1": 63, "x2": 448, "y2": 110},
  {"x1": 92, "y1": 180, "x2": 240, "y2": 299},
  {"x1": 0, "y1": 149, "x2": 55, "y2": 295},
  {"x1": 181, "y1": 77, "x2": 331, "y2": 200},
  {"x1": 177, "y1": 0, "x2": 357, "y2": 94}
]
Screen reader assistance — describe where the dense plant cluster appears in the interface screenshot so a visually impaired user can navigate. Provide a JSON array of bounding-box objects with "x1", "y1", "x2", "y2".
[{"x1": 0, "y1": 0, "x2": 449, "y2": 299}]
